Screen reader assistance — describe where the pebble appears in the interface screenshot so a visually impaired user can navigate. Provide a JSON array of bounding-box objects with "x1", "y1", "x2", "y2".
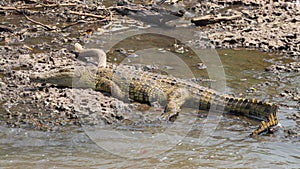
[
  {"x1": 196, "y1": 63, "x2": 207, "y2": 70},
  {"x1": 0, "y1": 82, "x2": 7, "y2": 88}
]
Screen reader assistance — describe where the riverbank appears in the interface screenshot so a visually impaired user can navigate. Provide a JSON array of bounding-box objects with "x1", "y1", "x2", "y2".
[{"x1": 0, "y1": 0, "x2": 299, "y2": 138}]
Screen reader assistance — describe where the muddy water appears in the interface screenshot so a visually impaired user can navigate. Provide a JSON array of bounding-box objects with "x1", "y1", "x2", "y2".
[
  {"x1": 1, "y1": 43, "x2": 300, "y2": 168},
  {"x1": 1, "y1": 6, "x2": 300, "y2": 169}
]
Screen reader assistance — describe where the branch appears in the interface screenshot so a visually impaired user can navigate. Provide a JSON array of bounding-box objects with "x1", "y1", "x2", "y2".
[
  {"x1": 61, "y1": 20, "x2": 87, "y2": 30},
  {"x1": 0, "y1": 3, "x2": 78, "y2": 10},
  {"x1": 23, "y1": 14, "x2": 56, "y2": 31},
  {"x1": 67, "y1": 10, "x2": 107, "y2": 19},
  {"x1": 191, "y1": 14, "x2": 241, "y2": 26}
]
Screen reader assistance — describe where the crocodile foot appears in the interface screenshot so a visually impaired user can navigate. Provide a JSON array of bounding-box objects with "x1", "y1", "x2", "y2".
[
  {"x1": 268, "y1": 122, "x2": 282, "y2": 133},
  {"x1": 160, "y1": 112, "x2": 178, "y2": 122}
]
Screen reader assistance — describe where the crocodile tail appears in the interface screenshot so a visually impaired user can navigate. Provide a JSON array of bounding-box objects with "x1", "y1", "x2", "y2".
[
  {"x1": 216, "y1": 96, "x2": 279, "y2": 136},
  {"x1": 250, "y1": 103, "x2": 279, "y2": 136}
]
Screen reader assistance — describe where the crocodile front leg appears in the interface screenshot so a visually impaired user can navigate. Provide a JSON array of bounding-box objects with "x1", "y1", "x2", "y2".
[{"x1": 161, "y1": 87, "x2": 190, "y2": 121}]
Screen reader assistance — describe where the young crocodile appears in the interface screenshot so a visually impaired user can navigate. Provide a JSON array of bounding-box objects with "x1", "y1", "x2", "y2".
[{"x1": 31, "y1": 44, "x2": 280, "y2": 136}]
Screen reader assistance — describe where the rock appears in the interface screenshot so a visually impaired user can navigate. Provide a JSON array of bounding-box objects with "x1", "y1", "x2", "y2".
[
  {"x1": 0, "y1": 81, "x2": 6, "y2": 88},
  {"x1": 287, "y1": 128, "x2": 298, "y2": 135},
  {"x1": 196, "y1": 63, "x2": 207, "y2": 70},
  {"x1": 294, "y1": 112, "x2": 300, "y2": 119},
  {"x1": 265, "y1": 62, "x2": 300, "y2": 73},
  {"x1": 0, "y1": 25, "x2": 14, "y2": 33},
  {"x1": 223, "y1": 37, "x2": 237, "y2": 44}
]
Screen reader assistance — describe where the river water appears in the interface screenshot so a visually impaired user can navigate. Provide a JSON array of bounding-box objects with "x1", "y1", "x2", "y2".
[
  {"x1": 2, "y1": 33, "x2": 300, "y2": 169},
  {"x1": 1, "y1": 2, "x2": 300, "y2": 168}
]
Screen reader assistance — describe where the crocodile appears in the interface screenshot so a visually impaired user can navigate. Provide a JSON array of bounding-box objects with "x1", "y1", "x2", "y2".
[{"x1": 31, "y1": 44, "x2": 280, "y2": 136}]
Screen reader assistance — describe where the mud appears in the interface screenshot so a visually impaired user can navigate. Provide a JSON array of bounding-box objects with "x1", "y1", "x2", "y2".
[{"x1": 0, "y1": 0, "x2": 299, "y2": 137}]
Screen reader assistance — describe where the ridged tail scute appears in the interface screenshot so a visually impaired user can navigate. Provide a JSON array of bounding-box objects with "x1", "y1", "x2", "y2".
[{"x1": 250, "y1": 103, "x2": 279, "y2": 136}]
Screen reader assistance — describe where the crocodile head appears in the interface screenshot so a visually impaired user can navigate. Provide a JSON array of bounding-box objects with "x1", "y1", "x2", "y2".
[{"x1": 30, "y1": 66, "x2": 96, "y2": 89}]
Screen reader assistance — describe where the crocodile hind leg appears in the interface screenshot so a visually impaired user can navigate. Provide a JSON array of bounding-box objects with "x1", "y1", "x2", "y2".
[
  {"x1": 95, "y1": 77, "x2": 129, "y2": 101},
  {"x1": 161, "y1": 88, "x2": 190, "y2": 121}
]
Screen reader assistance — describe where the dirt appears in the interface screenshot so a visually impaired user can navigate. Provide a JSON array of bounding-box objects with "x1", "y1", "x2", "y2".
[{"x1": 0, "y1": 0, "x2": 299, "y2": 137}]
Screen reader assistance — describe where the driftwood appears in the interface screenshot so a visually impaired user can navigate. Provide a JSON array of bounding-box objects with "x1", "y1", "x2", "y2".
[{"x1": 191, "y1": 14, "x2": 241, "y2": 26}]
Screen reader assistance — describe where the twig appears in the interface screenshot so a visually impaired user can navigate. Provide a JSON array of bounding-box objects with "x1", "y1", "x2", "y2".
[
  {"x1": 68, "y1": 10, "x2": 107, "y2": 19},
  {"x1": 61, "y1": 20, "x2": 87, "y2": 30},
  {"x1": 23, "y1": 13, "x2": 107, "y2": 31},
  {"x1": 23, "y1": 14, "x2": 56, "y2": 31},
  {"x1": 0, "y1": 3, "x2": 78, "y2": 10}
]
